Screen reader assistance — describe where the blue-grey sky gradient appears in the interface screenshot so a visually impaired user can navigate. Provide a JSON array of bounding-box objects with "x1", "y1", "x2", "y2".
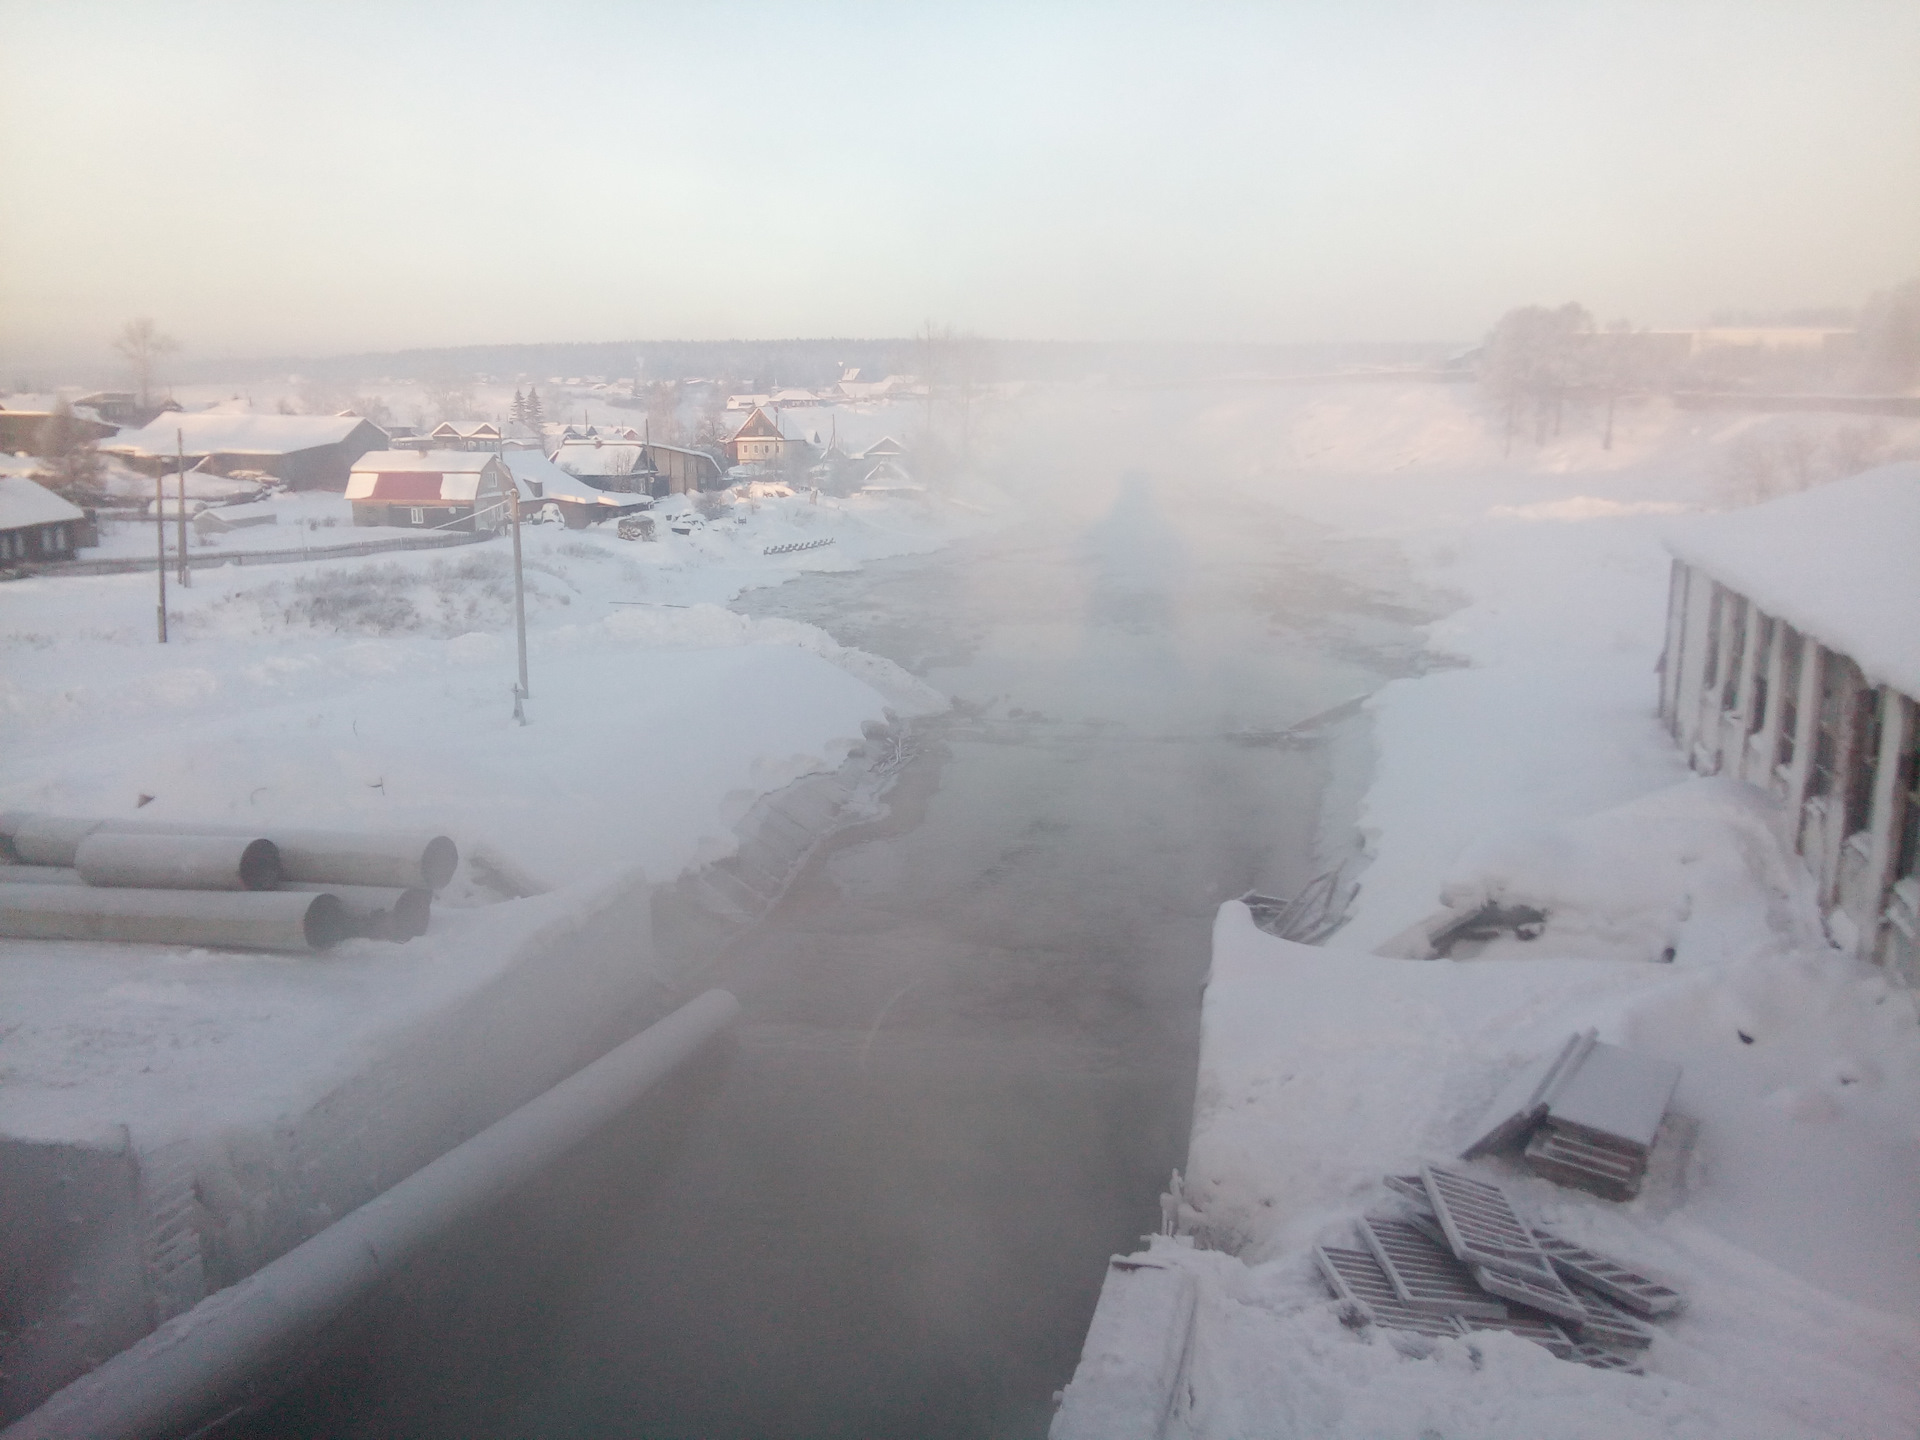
[{"x1": 2, "y1": 0, "x2": 1916, "y2": 362}]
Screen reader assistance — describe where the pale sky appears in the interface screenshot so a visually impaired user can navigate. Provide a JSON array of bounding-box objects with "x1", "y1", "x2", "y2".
[{"x1": 2, "y1": 0, "x2": 1917, "y2": 365}]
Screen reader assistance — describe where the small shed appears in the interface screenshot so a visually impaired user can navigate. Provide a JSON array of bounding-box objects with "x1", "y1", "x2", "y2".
[
  {"x1": 344, "y1": 450, "x2": 511, "y2": 533},
  {"x1": 641, "y1": 442, "x2": 727, "y2": 495},
  {"x1": 0, "y1": 477, "x2": 91, "y2": 563},
  {"x1": 1659, "y1": 462, "x2": 1920, "y2": 983}
]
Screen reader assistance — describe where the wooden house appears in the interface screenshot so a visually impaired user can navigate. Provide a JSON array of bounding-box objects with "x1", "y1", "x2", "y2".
[
  {"x1": 0, "y1": 477, "x2": 91, "y2": 563},
  {"x1": 103, "y1": 414, "x2": 388, "y2": 490},
  {"x1": 725, "y1": 406, "x2": 788, "y2": 467},
  {"x1": 503, "y1": 450, "x2": 652, "y2": 528},
  {"x1": 1660, "y1": 463, "x2": 1920, "y2": 984},
  {"x1": 641, "y1": 442, "x2": 727, "y2": 495},
  {"x1": 427, "y1": 421, "x2": 503, "y2": 451},
  {"x1": 344, "y1": 450, "x2": 511, "y2": 532}
]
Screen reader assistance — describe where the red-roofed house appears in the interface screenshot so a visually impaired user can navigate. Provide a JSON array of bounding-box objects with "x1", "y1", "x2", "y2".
[{"x1": 345, "y1": 451, "x2": 511, "y2": 532}]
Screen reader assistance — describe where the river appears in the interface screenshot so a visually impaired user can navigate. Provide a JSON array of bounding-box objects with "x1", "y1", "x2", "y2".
[{"x1": 231, "y1": 459, "x2": 1426, "y2": 1438}]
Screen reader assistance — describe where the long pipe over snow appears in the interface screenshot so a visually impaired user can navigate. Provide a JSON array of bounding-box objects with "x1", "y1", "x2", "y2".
[{"x1": 1, "y1": 987, "x2": 742, "y2": 1440}]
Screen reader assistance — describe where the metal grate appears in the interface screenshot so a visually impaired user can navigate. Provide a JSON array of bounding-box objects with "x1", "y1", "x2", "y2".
[
  {"x1": 1471, "y1": 1262, "x2": 1588, "y2": 1324},
  {"x1": 1530, "y1": 1230, "x2": 1684, "y2": 1318},
  {"x1": 1314, "y1": 1246, "x2": 1470, "y2": 1338},
  {"x1": 1359, "y1": 1217, "x2": 1510, "y2": 1321},
  {"x1": 1461, "y1": 1313, "x2": 1577, "y2": 1360},
  {"x1": 1568, "y1": 1285, "x2": 1655, "y2": 1351},
  {"x1": 1420, "y1": 1165, "x2": 1586, "y2": 1321},
  {"x1": 1569, "y1": 1343, "x2": 1644, "y2": 1374}
]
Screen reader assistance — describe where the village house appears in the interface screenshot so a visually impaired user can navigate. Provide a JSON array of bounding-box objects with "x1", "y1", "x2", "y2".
[
  {"x1": 725, "y1": 406, "x2": 789, "y2": 467},
  {"x1": 344, "y1": 450, "x2": 511, "y2": 532},
  {"x1": 1660, "y1": 463, "x2": 1920, "y2": 986},
  {"x1": 0, "y1": 476, "x2": 93, "y2": 563},
  {"x1": 426, "y1": 420, "x2": 503, "y2": 451},
  {"x1": 103, "y1": 413, "x2": 388, "y2": 490},
  {"x1": 642, "y1": 442, "x2": 727, "y2": 495},
  {"x1": 0, "y1": 401, "x2": 118, "y2": 453}
]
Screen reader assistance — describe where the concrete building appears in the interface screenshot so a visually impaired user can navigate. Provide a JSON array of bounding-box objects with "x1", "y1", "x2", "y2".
[
  {"x1": 103, "y1": 414, "x2": 388, "y2": 490},
  {"x1": 344, "y1": 450, "x2": 511, "y2": 532},
  {"x1": 1660, "y1": 463, "x2": 1920, "y2": 984}
]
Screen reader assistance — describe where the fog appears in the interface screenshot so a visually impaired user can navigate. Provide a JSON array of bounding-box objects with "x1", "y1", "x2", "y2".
[{"x1": 3, "y1": 1, "x2": 1918, "y2": 366}]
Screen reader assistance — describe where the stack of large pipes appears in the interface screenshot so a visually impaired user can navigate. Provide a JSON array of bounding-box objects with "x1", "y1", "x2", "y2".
[{"x1": 0, "y1": 814, "x2": 458, "y2": 954}]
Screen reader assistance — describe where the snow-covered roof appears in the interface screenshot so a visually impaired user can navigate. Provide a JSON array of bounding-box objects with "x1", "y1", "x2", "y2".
[
  {"x1": 349, "y1": 449, "x2": 499, "y2": 474},
  {"x1": 1665, "y1": 462, "x2": 1920, "y2": 698},
  {"x1": 729, "y1": 407, "x2": 782, "y2": 441},
  {"x1": 551, "y1": 438, "x2": 648, "y2": 477},
  {"x1": 104, "y1": 413, "x2": 380, "y2": 458},
  {"x1": 501, "y1": 450, "x2": 642, "y2": 507},
  {"x1": 0, "y1": 475, "x2": 86, "y2": 530},
  {"x1": 345, "y1": 451, "x2": 506, "y2": 504}
]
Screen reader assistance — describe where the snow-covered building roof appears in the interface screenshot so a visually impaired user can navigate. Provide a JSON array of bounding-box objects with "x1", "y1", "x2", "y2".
[
  {"x1": 1665, "y1": 462, "x2": 1920, "y2": 698},
  {"x1": 104, "y1": 413, "x2": 380, "y2": 459},
  {"x1": 501, "y1": 450, "x2": 642, "y2": 508},
  {"x1": 728, "y1": 407, "x2": 782, "y2": 442},
  {"x1": 345, "y1": 450, "x2": 507, "y2": 504},
  {"x1": 429, "y1": 421, "x2": 501, "y2": 442},
  {"x1": 0, "y1": 476, "x2": 86, "y2": 531},
  {"x1": 551, "y1": 437, "x2": 648, "y2": 478}
]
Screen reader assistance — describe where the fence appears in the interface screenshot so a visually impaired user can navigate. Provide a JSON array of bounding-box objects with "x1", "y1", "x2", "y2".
[{"x1": 18, "y1": 528, "x2": 492, "y2": 580}]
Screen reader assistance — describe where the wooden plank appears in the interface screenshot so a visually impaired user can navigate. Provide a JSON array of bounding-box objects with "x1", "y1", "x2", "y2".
[
  {"x1": 1313, "y1": 1246, "x2": 1469, "y2": 1338},
  {"x1": 1543, "y1": 1041, "x2": 1681, "y2": 1153},
  {"x1": 1523, "y1": 1123, "x2": 1648, "y2": 1202},
  {"x1": 1460, "y1": 1313, "x2": 1577, "y2": 1360},
  {"x1": 1471, "y1": 1261, "x2": 1588, "y2": 1324},
  {"x1": 1459, "y1": 1031, "x2": 1596, "y2": 1159}
]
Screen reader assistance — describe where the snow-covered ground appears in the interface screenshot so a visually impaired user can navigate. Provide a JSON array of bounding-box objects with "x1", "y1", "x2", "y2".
[{"x1": 1055, "y1": 385, "x2": 1920, "y2": 1438}]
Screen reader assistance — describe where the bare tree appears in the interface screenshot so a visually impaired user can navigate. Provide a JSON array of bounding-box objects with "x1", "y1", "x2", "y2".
[
  {"x1": 33, "y1": 401, "x2": 107, "y2": 506},
  {"x1": 1481, "y1": 303, "x2": 1594, "y2": 453},
  {"x1": 113, "y1": 318, "x2": 180, "y2": 409}
]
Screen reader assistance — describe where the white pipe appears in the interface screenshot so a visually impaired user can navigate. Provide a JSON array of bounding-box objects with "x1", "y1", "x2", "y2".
[
  {"x1": 1, "y1": 988, "x2": 742, "y2": 1440},
  {"x1": 74, "y1": 833, "x2": 280, "y2": 892},
  {"x1": 2, "y1": 815, "x2": 105, "y2": 867},
  {"x1": 278, "y1": 882, "x2": 431, "y2": 939},
  {"x1": 0, "y1": 866, "x2": 83, "y2": 885},
  {"x1": 0, "y1": 886, "x2": 348, "y2": 952},
  {"x1": 0, "y1": 816, "x2": 457, "y2": 891}
]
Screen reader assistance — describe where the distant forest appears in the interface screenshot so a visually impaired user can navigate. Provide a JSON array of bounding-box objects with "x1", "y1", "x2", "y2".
[{"x1": 156, "y1": 338, "x2": 1459, "y2": 389}]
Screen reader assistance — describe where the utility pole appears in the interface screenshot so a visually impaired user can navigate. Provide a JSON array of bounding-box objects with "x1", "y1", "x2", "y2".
[
  {"x1": 508, "y1": 482, "x2": 529, "y2": 725},
  {"x1": 153, "y1": 466, "x2": 168, "y2": 642},
  {"x1": 176, "y1": 430, "x2": 191, "y2": 587}
]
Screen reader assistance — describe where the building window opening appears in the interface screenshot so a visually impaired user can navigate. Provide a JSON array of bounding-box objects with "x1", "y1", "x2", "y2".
[
  {"x1": 1777, "y1": 627, "x2": 1804, "y2": 770},
  {"x1": 410, "y1": 507, "x2": 425, "y2": 525},
  {"x1": 1721, "y1": 599, "x2": 1747, "y2": 713},
  {"x1": 1749, "y1": 616, "x2": 1775, "y2": 734}
]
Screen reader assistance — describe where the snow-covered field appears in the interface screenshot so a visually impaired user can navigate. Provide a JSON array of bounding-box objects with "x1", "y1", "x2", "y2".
[{"x1": 1054, "y1": 386, "x2": 1920, "y2": 1438}]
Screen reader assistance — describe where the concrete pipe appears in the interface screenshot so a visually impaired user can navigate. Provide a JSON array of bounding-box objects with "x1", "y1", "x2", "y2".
[
  {"x1": 0, "y1": 866, "x2": 84, "y2": 885},
  {"x1": 279, "y1": 883, "x2": 431, "y2": 940},
  {"x1": 0, "y1": 988, "x2": 742, "y2": 1440},
  {"x1": 243, "y1": 829, "x2": 457, "y2": 891},
  {"x1": 4, "y1": 817, "x2": 458, "y2": 892},
  {"x1": 3, "y1": 816, "x2": 105, "y2": 868},
  {"x1": 0, "y1": 886, "x2": 349, "y2": 952},
  {"x1": 74, "y1": 834, "x2": 281, "y2": 892}
]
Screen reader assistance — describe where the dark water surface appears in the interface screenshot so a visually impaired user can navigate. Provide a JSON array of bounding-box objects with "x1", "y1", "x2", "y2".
[{"x1": 232, "y1": 473, "x2": 1422, "y2": 1439}]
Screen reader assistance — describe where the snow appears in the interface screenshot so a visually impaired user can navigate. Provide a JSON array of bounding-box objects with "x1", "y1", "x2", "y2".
[
  {"x1": 1664, "y1": 461, "x2": 1920, "y2": 699},
  {"x1": 1048, "y1": 381, "x2": 1920, "y2": 1439},
  {"x1": 102, "y1": 411, "x2": 377, "y2": 457},
  {"x1": 0, "y1": 475, "x2": 85, "y2": 529}
]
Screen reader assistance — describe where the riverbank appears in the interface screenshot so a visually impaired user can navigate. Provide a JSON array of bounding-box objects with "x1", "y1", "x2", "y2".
[{"x1": 1053, "y1": 387, "x2": 1920, "y2": 1438}]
